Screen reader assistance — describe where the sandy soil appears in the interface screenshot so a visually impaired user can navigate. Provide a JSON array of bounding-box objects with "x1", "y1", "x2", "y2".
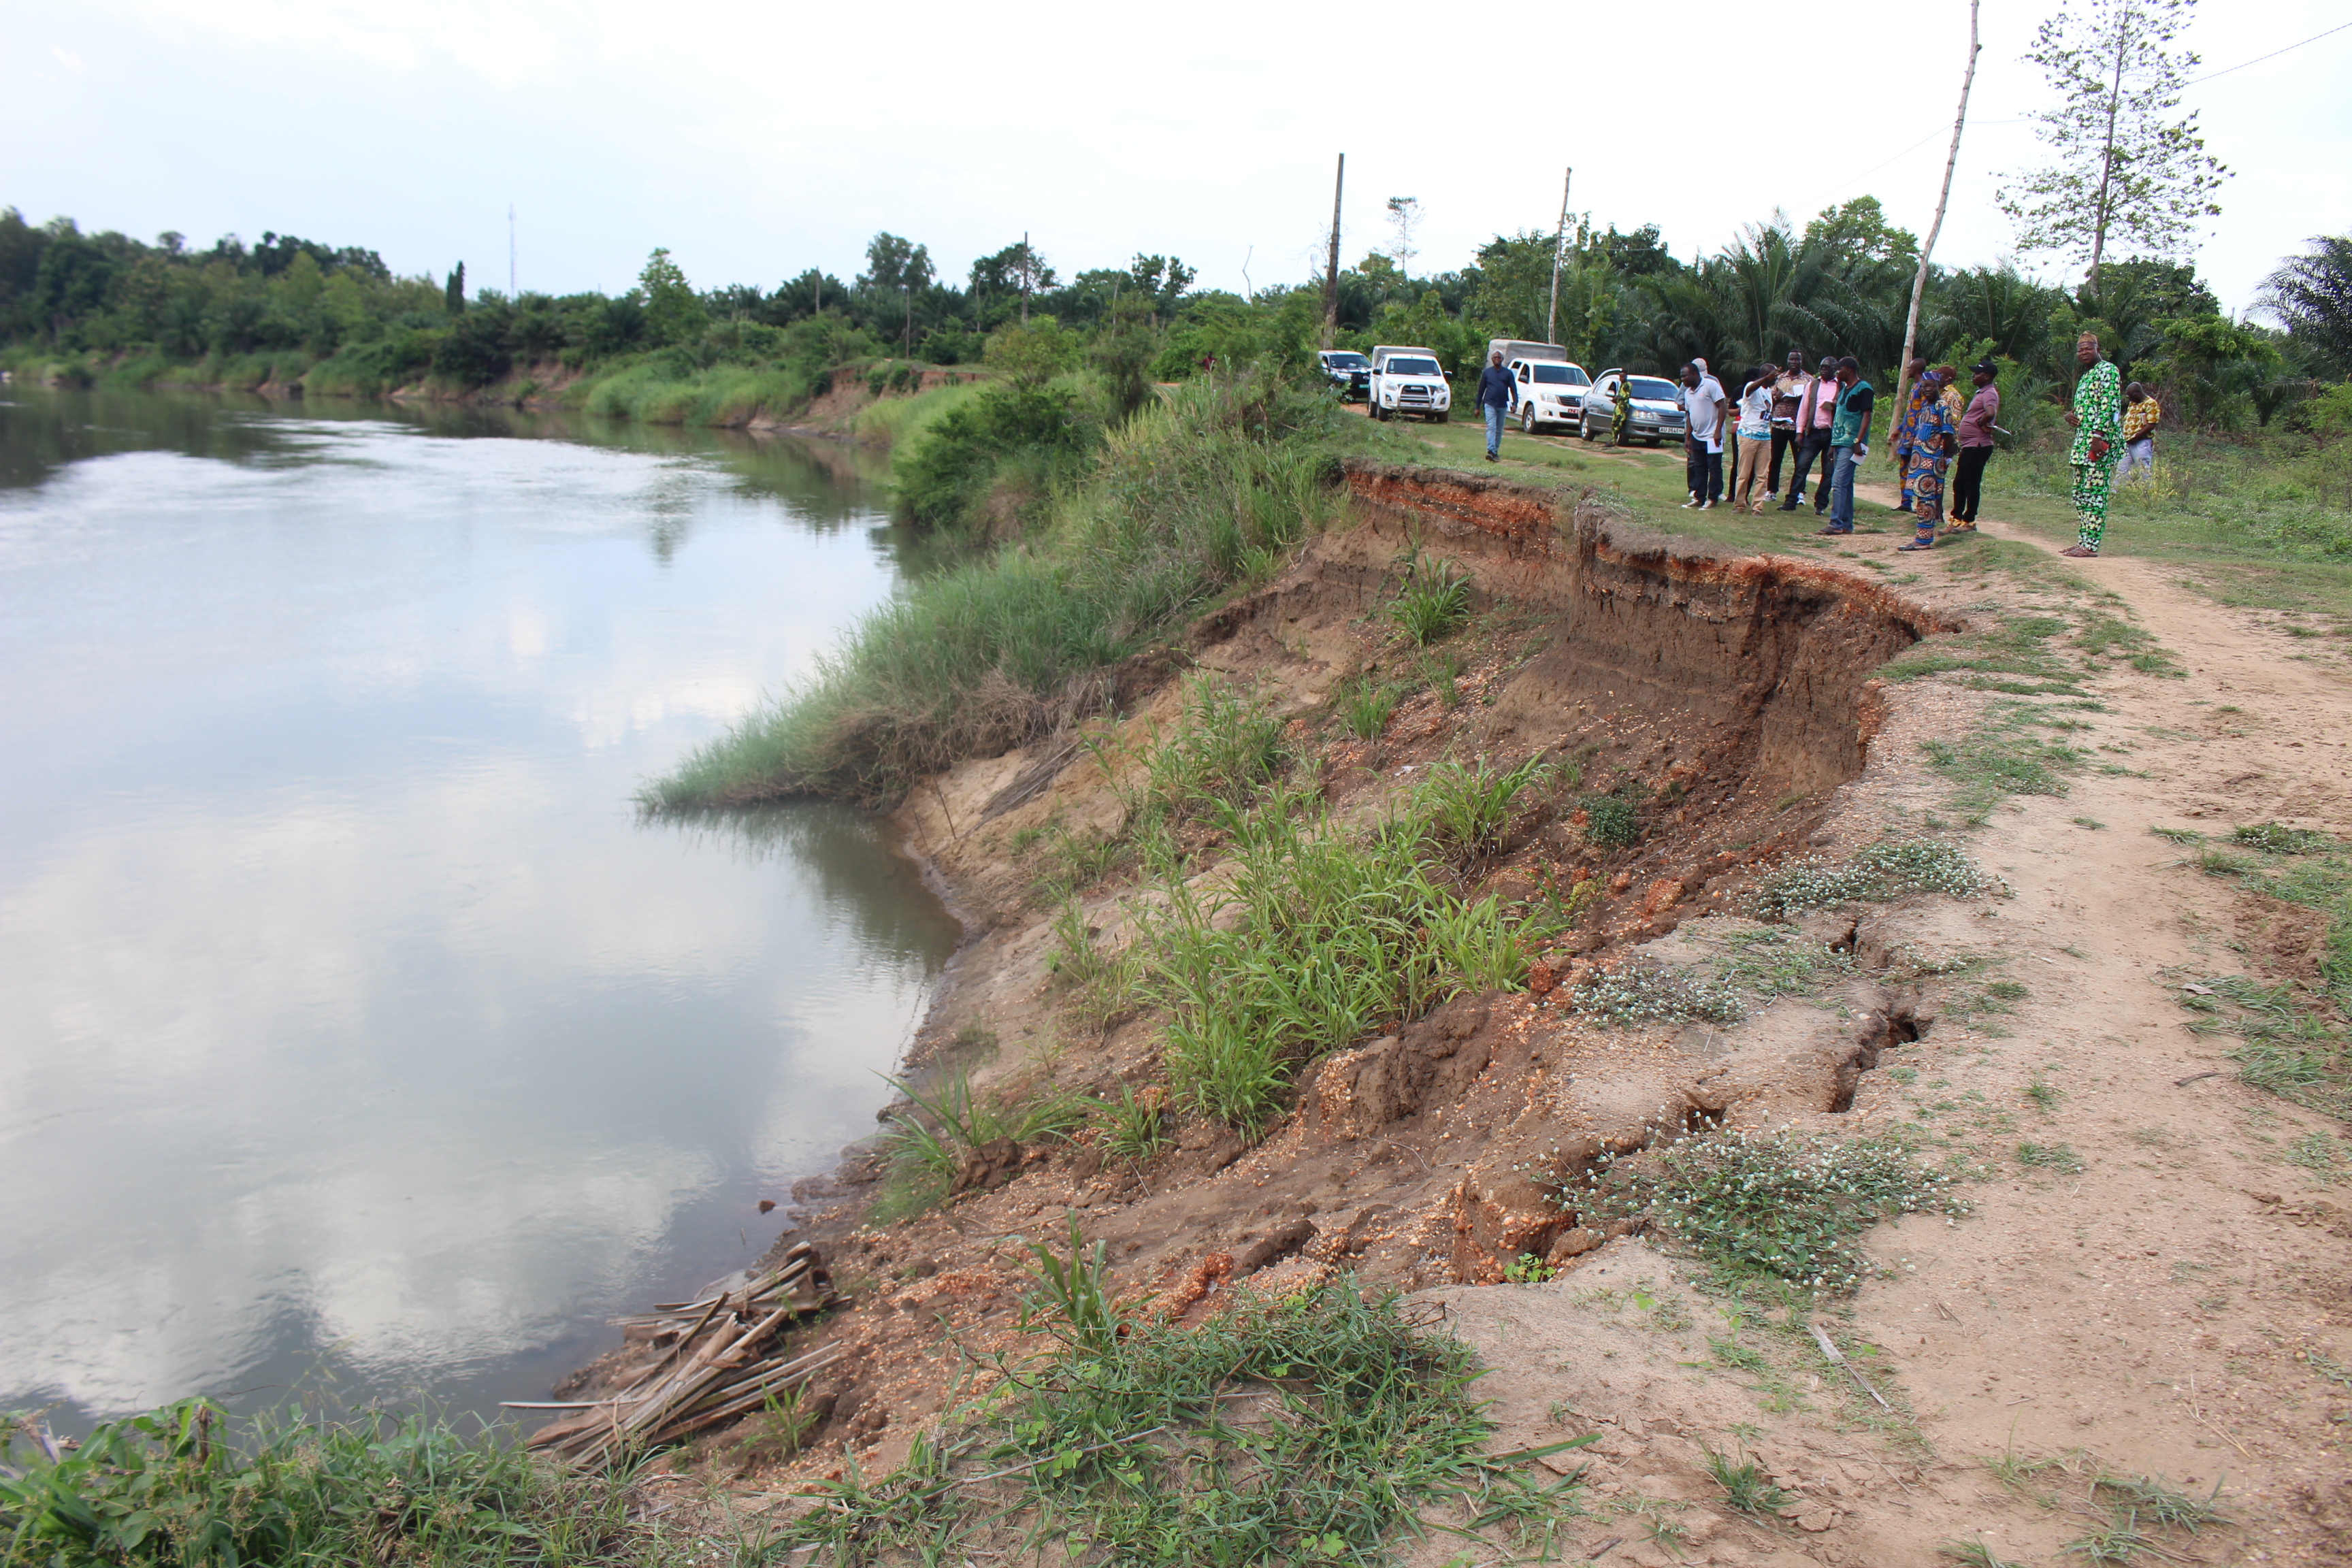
[{"x1": 636, "y1": 469, "x2": 2351, "y2": 1565}]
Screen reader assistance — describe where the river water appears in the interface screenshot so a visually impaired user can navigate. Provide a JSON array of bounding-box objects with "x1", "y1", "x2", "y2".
[{"x1": 0, "y1": 387, "x2": 959, "y2": 1433}]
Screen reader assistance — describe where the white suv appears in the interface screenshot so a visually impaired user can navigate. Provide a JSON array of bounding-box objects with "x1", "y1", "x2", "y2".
[
  {"x1": 1509, "y1": 357, "x2": 1590, "y2": 433},
  {"x1": 1369, "y1": 345, "x2": 1451, "y2": 423}
]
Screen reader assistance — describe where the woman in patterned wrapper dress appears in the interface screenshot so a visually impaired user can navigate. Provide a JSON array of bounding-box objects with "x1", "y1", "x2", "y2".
[{"x1": 2060, "y1": 333, "x2": 2122, "y2": 559}]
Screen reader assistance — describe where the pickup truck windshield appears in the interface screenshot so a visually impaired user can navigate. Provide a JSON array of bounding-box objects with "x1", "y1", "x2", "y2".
[
  {"x1": 1326, "y1": 353, "x2": 1370, "y2": 368},
  {"x1": 1629, "y1": 377, "x2": 1682, "y2": 402},
  {"x1": 1531, "y1": 364, "x2": 1588, "y2": 385},
  {"x1": 1382, "y1": 357, "x2": 1442, "y2": 376}
]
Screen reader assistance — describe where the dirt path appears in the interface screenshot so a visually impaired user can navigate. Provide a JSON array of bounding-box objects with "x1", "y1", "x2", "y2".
[{"x1": 1821, "y1": 477, "x2": 2352, "y2": 1561}]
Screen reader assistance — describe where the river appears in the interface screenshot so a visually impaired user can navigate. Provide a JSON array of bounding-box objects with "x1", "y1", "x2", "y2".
[{"x1": 0, "y1": 387, "x2": 959, "y2": 1434}]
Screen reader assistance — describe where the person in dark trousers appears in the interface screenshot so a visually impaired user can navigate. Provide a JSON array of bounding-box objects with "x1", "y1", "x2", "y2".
[
  {"x1": 1765, "y1": 350, "x2": 1809, "y2": 504},
  {"x1": 1778, "y1": 355, "x2": 1840, "y2": 514},
  {"x1": 1678, "y1": 361, "x2": 1726, "y2": 508},
  {"x1": 1948, "y1": 358, "x2": 2000, "y2": 531},
  {"x1": 1819, "y1": 355, "x2": 1874, "y2": 535},
  {"x1": 1477, "y1": 351, "x2": 1514, "y2": 461}
]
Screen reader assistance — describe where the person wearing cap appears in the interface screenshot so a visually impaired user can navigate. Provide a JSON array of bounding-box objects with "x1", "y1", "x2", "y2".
[
  {"x1": 1897, "y1": 367, "x2": 1957, "y2": 551},
  {"x1": 1948, "y1": 359, "x2": 2001, "y2": 532},
  {"x1": 1778, "y1": 355, "x2": 1841, "y2": 514},
  {"x1": 2061, "y1": 333, "x2": 2122, "y2": 557}
]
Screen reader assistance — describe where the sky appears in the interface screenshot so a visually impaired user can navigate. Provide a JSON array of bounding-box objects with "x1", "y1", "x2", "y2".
[{"x1": 6, "y1": 0, "x2": 2349, "y2": 318}]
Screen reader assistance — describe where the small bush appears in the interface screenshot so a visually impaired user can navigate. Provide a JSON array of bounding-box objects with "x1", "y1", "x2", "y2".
[
  {"x1": 1567, "y1": 960, "x2": 1745, "y2": 1028},
  {"x1": 1568, "y1": 1127, "x2": 1971, "y2": 1293},
  {"x1": 1386, "y1": 555, "x2": 1473, "y2": 644},
  {"x1": 1580, "y1": 792, "x2": 1641, "y2": 849},
  {"x1": 1751, "y1": 838, "x2": 1991, "y2": 919},
  {"x1": 1333, "y1": 675, "x2": 1403, "y2": 740}
]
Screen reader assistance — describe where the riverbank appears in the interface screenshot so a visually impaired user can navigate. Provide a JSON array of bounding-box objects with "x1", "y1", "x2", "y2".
[
  {"x1": 0, "y1": 342, "x2": 990, "y2": 444},
  {"x1": 615, "y1": 441, "x2": 2352, "y2": 1563}
]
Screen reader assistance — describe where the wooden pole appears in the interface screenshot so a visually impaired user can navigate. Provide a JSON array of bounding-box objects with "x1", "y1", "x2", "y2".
[
  {"x1": 1895, "y1": 0, "x2": 1981, "y2": 444},
  {"x1": 1320, "y1": 153, "x2": 1344, "y2": 350},
  {"x1": 1546, "y1": 168, "x2": 1573, "y2": 348}
]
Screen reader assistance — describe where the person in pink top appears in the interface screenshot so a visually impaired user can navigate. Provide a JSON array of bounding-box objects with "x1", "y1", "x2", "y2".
[
  {"x1": 1948, "y1": 359, "x2": 2001, "y2": 531},
  {"x1": 1776, "y1": 355, "x2": 1842, "y2": 515}
]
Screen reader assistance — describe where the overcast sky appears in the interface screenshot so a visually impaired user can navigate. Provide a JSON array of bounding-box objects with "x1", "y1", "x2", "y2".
[{"x1": 7, "y1": 0, "x2": 2348, "y2": 317}]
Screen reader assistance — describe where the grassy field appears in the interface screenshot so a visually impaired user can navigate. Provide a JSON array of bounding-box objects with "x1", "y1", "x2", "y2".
[{"x1": 1362, "y1": 407, "x2": 2352, "y2": 622}]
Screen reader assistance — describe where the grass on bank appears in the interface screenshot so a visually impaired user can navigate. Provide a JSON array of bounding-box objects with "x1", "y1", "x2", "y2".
[
  {"x1": 781, "y1": 1251, "x2": 1589, "y2": 1567},
  {"x1": 0, "y1": 1399, "x2": 668, "y2": 1568},
  {"x1": 643, "y1": 373, "x2": 1353, "y2": 806}
]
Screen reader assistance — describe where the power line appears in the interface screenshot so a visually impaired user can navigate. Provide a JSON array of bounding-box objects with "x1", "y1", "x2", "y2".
[{"x1": 2185, "y1": 16, "x2": 2352, "y2": 84}]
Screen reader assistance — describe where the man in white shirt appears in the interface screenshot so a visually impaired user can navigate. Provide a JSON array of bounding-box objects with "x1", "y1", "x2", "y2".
[{"x1": 1678, "y1": 361, "x2": 1726, "y2": 509}]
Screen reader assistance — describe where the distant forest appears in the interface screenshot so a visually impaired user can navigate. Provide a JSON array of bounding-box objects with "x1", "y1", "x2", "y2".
[{"x1": 2, "y1": 201, "x2": 2339, "y2": 436}]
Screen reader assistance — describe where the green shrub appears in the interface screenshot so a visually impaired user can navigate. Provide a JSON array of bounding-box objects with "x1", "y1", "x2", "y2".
[
  {"x1": 0, "y1": 1399, "x2": 644, "y2": 1567},
  {"x1": 1567, "y1": 1127, "x2": 1970, "y2": 1293},
  {"x1": 1580, "y1": 792, "x2": 1641, "y2": 849},
  {"x1": 1333, "y1": 675, "x2": 1403, "y2": 740},
  {"x1": 1413, "y1": 753, "x2": 1561, "y2": 860},
  {"x1": 1385, "y1": 555, "x2": 1473, "y2": 644},
  {"x1": 646, "y1": 373, "x2": 1349, "y2": 806}
]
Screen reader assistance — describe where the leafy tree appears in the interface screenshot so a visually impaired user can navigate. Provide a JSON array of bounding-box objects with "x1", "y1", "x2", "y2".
[
  {"x1": 444, "y1": 261, "x2": 466, "y2": 315},
  {"x1": 1997, "y1": 0, "x2": 2227, "y2": 289},
  {"x1": 1384, "y1": 197, "x2": 1422, "y2": 270},
  {"x1": 1090, "y1": 299, "x2": 1162, "y2": 419},
  {"x1": 1590, "y1": 223, "x2": 1676, "y2": 278},
  {"x1": 1803, "y1": 197, "x2": 1919, "y2": 273},
  {"x1": 968, "y1": 240, "x2": 1056, "y2": 325},
  {"x1": 638, "y1": 248, "x2": 706, "y2": 347},
  {"x1": 2262, "y1": 235, "x2": 2352, "y2": 377},
  {"x1": 2149, "y1": 312, "x2": 2278, "y2": 425},
  {"x1": 982, "y1": 316, "x2": 1080, "y2": 387},
  {"x1": 1124, "y1": 254, "x2": 1196, "y2": 317},
  {"x1": 859, "y1": 232, "x2": 934, "y2": 350}
]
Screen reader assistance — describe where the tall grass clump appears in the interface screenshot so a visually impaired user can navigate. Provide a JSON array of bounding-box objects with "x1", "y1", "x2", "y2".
[
  {"x1": 0, "y1": 1398, "x2": 654, "y2": 1567},
  {"x1": 644, "y1": 372, "x2": 1351, "y2": 806},
  {"x1": 1133, "y1": 798, "x2": 1539, "y2": 1132}
]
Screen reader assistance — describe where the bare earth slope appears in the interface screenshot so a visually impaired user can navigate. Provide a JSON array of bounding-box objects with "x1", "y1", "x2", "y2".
[{"x1": 670, "y1": 469, "x2": 2350, "y2": 1566}]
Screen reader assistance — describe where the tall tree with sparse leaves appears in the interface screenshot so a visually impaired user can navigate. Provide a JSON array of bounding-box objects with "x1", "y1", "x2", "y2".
[{"x1": 1997, "y1": 0, "x2": 2227, "y2": 295}]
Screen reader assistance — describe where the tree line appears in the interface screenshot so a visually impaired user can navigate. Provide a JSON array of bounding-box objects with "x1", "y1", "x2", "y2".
[{"x1": 3, "y1": 197, "x2": 2345, "y2": 440}]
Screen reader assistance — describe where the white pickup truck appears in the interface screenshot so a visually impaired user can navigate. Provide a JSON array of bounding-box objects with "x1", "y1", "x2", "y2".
[{"x1": 1369, "y1": 345, "x2": 1451, "y2": 423}]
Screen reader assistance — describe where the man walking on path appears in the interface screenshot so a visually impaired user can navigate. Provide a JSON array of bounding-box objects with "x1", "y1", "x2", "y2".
[
  {"x1": 1477, "y1": 351, "x2": 1514, "y2": 462},
  {"x1": 1765, "y1": 350, "x2": 1810, "y2": 504},
  {"x1": 1886, "y1": 357, "x2": 1930, "y2": 512},
  {"x1": 1731, "y1": 366, "x2": 1775, "y2": 512},
  {"x1": 1679, "y1": 361, "x2": 1726, "y2": 508},
  {"x1": 1819, "y1": 356, "x2": 1874, "y2": 535},
  {"x1": 2116, "y1": 382, "x2": 2161, "y2": 486},
  {"x1": 1948, "y1": 358, "x2": 2000, "y2": 531},
  {"x1": 1898, "y1": 367, "x2": 1957, "y2": 550},
  {"x1": 2061, "y1": 333, "x2": 2122, "y2": 557},
  {"x1": 1779, "y1": 355, "x2": 1840, "y2": 514}
]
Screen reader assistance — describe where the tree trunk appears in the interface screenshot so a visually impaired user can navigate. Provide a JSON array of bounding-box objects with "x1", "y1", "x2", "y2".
[
  {"x1": 1894, "y1": 0, "x2": 1982, "y2": 436},
  {"x1": 1546, "y1": 168, "x2": 1572, "y2": 348},
  {"x1": 1321, "y1": 154, "x2": 1345, "y2": 350},
  {"x1": 2087, "y1": 7, "x2": 2132, "y2": 302}
]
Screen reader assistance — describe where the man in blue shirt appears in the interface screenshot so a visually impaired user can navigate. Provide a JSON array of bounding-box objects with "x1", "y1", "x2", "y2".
[
  {"x1": 1820, "y1": 356, "x2": 1875, "y2": 536},
  {"x1": 1477, "y1": 352, "x2": 1514, "y2": 461}
]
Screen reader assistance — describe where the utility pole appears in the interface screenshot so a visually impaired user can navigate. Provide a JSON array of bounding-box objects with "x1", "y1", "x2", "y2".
[
  {"x1": 1895, "y1": 0, "x2": 1980, "y2": 436},
  {"x1": 1546, "y1": 168, "x2": 1573, "y2": 348},
  {"x1": 508, "y1": 204, "x2": 517, "y2": 297},
  {"x1": 1320, "y1": 153, "x2": 1344, "y2": 350}
]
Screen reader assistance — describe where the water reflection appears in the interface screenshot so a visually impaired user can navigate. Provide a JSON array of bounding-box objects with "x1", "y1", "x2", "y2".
[{"x1": 0, "y1": 387, "x2": 956, "y2": 1433}]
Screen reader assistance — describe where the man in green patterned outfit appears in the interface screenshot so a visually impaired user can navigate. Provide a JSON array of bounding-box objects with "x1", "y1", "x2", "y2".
[
  {"x1": 1608, "y1": 374, "x2": 1633, "y2": 447},
  {"x1": 2061, "y1": 331, "x2": 2121, "y2": 557}
]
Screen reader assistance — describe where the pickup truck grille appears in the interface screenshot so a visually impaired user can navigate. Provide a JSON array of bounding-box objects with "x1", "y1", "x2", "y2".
[{"x1": 1398, "y1": 387, "x2": 1433, "y2": 403}]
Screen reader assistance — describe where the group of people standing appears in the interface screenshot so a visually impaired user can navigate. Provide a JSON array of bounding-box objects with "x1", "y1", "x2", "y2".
[
  {"x1": 1488, "y1": 333, "x2": 2154, "y2": 560},
  {"x1": 1672, "y1": 346, "x2": 2174, "y2": 553}
]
